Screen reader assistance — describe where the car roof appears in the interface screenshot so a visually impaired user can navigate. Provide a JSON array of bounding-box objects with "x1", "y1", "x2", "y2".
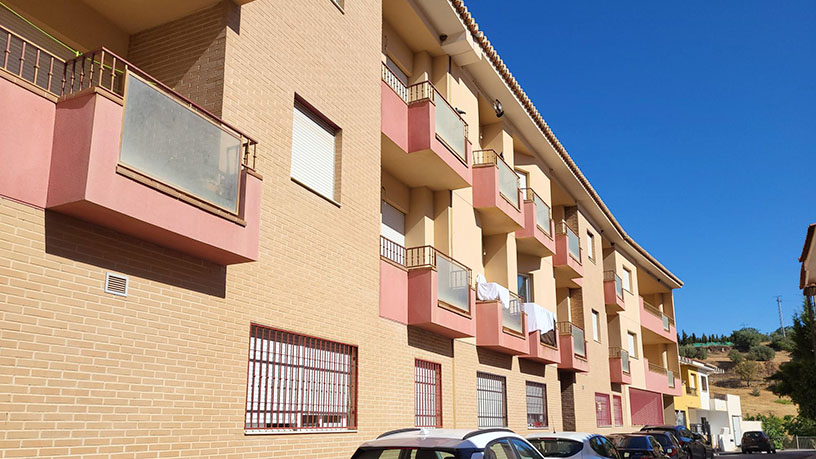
[
  {"x1": 643, "y1": 425, "x2": 680, "y2": 430},
  {"x1": 359, "y1": 428, "x2": 527, "y2": 450},
  {"x1": 527, "y1": 432, "x2": 595, "y2": 442}
]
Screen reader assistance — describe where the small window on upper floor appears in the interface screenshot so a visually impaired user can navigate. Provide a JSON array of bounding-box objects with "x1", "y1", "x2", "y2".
[
  {"x1": 701, "y1": 376, "x2": 708, "y2": 391},
  {"x1": 586, "y1": 231, "x2": 595, "y2": 262},
  {"x1": 592, "y1": 310, "x2": 601, "y2": 342},
  {"x1": 622, "y1": 267, "x2": 632, "y2": 292},
  {"x1": 291, "y1": 100, "x2": 340, "y2": 204},
  {"x1": 628, "y1": 331, "x2": 638, "y2": 358}
]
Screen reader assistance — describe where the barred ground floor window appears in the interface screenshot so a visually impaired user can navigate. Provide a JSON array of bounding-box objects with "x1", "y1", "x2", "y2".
[
  {"x1": 415, "y1": 359, "x2": 442, "y2": 428},
  {"x1": 526, "y1": 381, "x2": 548, "y2": 428},
  {"x1": 245, "y1": 324, "x2": 358, "y2": 432},
  {"x1": 477, "y1": 372, "x2": 507, "y2": 428}
]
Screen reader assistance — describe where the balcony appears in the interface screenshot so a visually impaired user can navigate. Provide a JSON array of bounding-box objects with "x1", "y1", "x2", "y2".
[
  {"x1": 609, "y1": 347, "x2": 632, "y2": 385},
  {"x1": 644, "y1": 360, "x2": 681, "y2": 396},
  {"x1": 520, "y1": 303, "x2": 560, "y2": 365},
  {"x1": 378, "y1": 237, "x2": 476, "y2": 339},
  {"x1": 472, "y1": 150, "x2": 524, "y2": 235},
  {"x1": 553, "y1": 222, "x2": 583, "y2": 287},
  {"x1": 556, "y1": 322, "x2": 589, "y2": 373},
  {"x1": 0, "y1": 42, "x2": 263, "y2": 265},
  {"x1": 639, "y1": 297, "x2": 677, "y2": 342},
  {"x1": 476, "y1": 292, "x2": 529, "y2": 355},
  {"x1": 686, "y1": 386, "x2": 698, "y2": 397},
  {"x1": 380, "y1": 64, "x2": 471, "y2": 191},
  {"x1": 515, "y1": 188, "x2": 555, "y2": 257},
  {"x1": 604, "y1": 271, "x2": 626, "y2": 312}
]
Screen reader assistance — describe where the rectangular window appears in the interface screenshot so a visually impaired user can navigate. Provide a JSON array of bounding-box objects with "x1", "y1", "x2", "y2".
[
  {"x1": 415, "y1": 360, "x2": 442, "y2": 428},
  {"x1": 291, "y1": 100, "x2": 339, "y2": 202},
  {"x1": 592, "y1": 310, "x2": 600, "y2": 342},
  {"x1": 518, "y1": 273, "x2": 532, "y2": 303},
  {"x1": 628, "y1": 332, "x2": 638, "y2": 358},
  {"x1": 586, "y1": 232, "x2": 595, "y2": 261},
  {"x1": 381, "y1": 201, "x2": 406, "y2": 247},
  {"x1": 477, "y1": 372, "x2": 507, "y2": 428},
  {"x1": 245, "y1": 324, "x2": 358, "y2": 432},
  {"x1": 526, "y1": 382, "x2": 548, "y2": 428},
  {"x1": 613, "y1": 395, "x2": 624, "y2": 426},
  {"x1": 622, "y1": 267, "x2": 632, "y2": 292},
  {"x1": 701, "y1": 376, "x2": 708, "y2": 392},
  {"x1": 595, "y1": 393, "x2": 612, "y2": 427}
]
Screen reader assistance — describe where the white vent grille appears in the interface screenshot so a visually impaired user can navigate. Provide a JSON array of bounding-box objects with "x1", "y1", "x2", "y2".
[{"x1": 104, "y1": 272, "x2": 129, "y2": 297}]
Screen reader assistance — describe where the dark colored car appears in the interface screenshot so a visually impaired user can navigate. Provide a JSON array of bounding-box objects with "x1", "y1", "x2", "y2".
[
  {"x1": 624, "y1": 432, "x2": 687, "y2": 459},
  {"x1": 640, "y1": 425, "x2": 707, "y2": 459},
  {"x1": 741, "y1": 431, "x2": 776, "y2": 454},
  {"x1": 691, "y1": 433, "x2": 714, "y2": 459},
  {"x1": 614, "y1": 435, "x2": 669, "y2": 459}
]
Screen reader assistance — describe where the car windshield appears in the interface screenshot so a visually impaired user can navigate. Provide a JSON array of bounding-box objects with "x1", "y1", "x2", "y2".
[
  {"x1": 352, "y1": 448, "x2": 459, "y2": 459},
  {"x1": 619, "y1": 437, "x2": 652, "y2": 449},
  {"x1": 528, "y1": 439, "x2": 583, "y2": 457},
  {"x1": 744, "y1": 432, "x2": 765, "y2": 440},
  {"x1": 647, "y1": 435, "x2": 673, "y2": 449}
]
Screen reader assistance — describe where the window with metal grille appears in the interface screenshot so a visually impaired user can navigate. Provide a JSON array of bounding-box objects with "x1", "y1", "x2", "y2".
[
  {"x1": 477, "y1": 372, "x2": 507, "y2": 428},
  {"x1": 245, "y1": 324, "x2": 358, "y2": 432},
  {"x1": 415, "y1": 359, "x2": 442, "y2": 428},
  {"x1": 613, "y1": 395, "x2": 624, "y2": 426},
  {"x1": 526, "y1": 381, "x2": 548, "y2": 428},
  {"x1": 595, "y1": 393, "x2": 612, "y2": 427}
]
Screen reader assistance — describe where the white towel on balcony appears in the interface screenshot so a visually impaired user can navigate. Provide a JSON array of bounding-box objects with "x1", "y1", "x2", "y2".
[
  {"x1": 475, "y1": 274, "x2": 510, "y2": 309},
  {"x1": 523, "y1": 303, "x2": 556, "y2": 334}
]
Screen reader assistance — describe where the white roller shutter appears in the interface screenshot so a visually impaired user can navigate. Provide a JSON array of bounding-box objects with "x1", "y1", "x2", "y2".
[
  {"x1": 380, "y1": 201, "x2": 405, "y2": 247},
  {"x1": 291, "y1": 102, "x2": 337, "y2": 200}
]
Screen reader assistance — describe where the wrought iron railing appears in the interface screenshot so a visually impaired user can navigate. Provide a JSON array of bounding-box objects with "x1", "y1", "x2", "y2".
[
  {"x1": 522, "y1": 188, "x2": 552, "y2": 237},
  {"x1": 473, "y1": 149, "x2": 520, "y2": 208}
]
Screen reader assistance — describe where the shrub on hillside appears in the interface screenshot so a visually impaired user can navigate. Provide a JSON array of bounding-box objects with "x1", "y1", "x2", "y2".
[
  {"x1": 770, "y1": 334, "x2": 795, "y2": 352},
  {"x1": 680, "y1": 345, "x2": 708, "y2": 360},
  {"x1": 750, "y1": 387, "x2": 761, "y2": 396},
  {"x1": 735, "y1": 360, "x2": 760, "y2": 386},
  {"x1": 729, "y1": 349, "x2": 745, "y2": 363},
  {"x1": 731, "y1": 328, "x2": 764, "y2": 351},
  {"x1": 747, "y1": 345, "x2": 775, "y2": 362}
]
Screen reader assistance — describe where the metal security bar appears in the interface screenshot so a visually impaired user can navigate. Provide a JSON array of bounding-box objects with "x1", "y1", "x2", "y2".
[
  {"x1": 526, "y1": 382, "x2": 548, "y2": 428},
  {"x1": 523, "y1": 188, "x2": 552, "y2": 236},
  {"x1": 415, "y1": 359, "x2": 442, "y2": 428},
  {"x1": 380, "y1": 236, "x2": 406, "y2": 265},
  {"x1": 245, "y1": 324, "x2": 358, "y2": 432},
  {"x1": 605, "y1": 271, "x2": 624, "y2": 299},
  {"x1": 477, "y1": 372, "x2": 507, "y2": 428},
  {"x1": 0, "y1": 25, "x2": 67, "y2": 95}
]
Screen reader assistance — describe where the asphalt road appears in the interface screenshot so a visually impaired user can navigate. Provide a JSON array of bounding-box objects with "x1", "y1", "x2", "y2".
[{"x1": 722, "y1": 451, "x2": 816, "y2": 459}]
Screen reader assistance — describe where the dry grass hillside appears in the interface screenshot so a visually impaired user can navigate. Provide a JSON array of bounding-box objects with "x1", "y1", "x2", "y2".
[{"x1": 704, "y1": 347, "x2": 797, "y2": 418}]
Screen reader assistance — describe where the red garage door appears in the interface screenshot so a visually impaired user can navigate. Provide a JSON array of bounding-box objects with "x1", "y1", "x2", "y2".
[{"x1": 629, "y1": 388, "x2": 664, "y2": 426}]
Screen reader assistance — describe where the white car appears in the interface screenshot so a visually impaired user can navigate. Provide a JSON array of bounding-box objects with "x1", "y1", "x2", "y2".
[
  {"x1": 352, "y1": 427, "x2": 548, "y2": 459},
  {"x1": 526, "y1": 432, "x2": 621, "y2": 459}
]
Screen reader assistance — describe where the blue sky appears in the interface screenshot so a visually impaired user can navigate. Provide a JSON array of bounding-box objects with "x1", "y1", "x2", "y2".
[{"x1": 465, "y1": 2, "x2": 816, "y2": 335}]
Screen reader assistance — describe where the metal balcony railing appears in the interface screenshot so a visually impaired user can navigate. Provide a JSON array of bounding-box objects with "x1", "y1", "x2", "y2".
[
  {"x1": 380, "y1": 63, "x2": 468, "y2": 164},
  {"x1": 380, "y1": 236, "x2": 406, "y2": 265},
  {"x1": 604, "y1": 271, "x2": 624, "y2": 299},
  {"x1": 643, "y1": 301, "x2": 675, "y2": 331},
  {"x1": 556, "y1": 321, "x2": 587, "y2": 358},
  {"x1": 473, "y1": 149, "x2": 520, "y2": 208},
  {"x1": 0, "y1": 24, "x2": 68, "y2": 95},
  {"x1": 686, "y1": 386, "x2": 698, "y2": 396},
  {"x1": 406, "y1": 245, "x2": 472, "y2": 315},
  {"x1": 522, "y1": 188, "x2": 552, "y2": 237},
  {"x1": 609, "y1": 347, "x2": 630, "y2": 374},
  {"x1": 557, "y1": 221, "x2": 582, "y2": 263},
  {"x1": 648, "y1": 362, "x2": 676, "y2": 388}
]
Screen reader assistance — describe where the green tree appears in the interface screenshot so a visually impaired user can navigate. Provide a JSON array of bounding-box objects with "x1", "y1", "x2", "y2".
[
  {"x1": 746, "y1": 345, "x2": 775, "y2": 362},
  {"x1": 732, "y1": 328, "x2": 763, "y2": 351},
  {"x1": 681, "y1": 330, "x2": 689, "y2": 345},
  {"x1": 771, "y1": 297, "x2": 816, "y2": 420},
  {"x1": 701, "y1": 333, "x2": 708, "y2": 343},
  {"x1": 691, "y1": 332, "x2": 698, "y2": 343},
  {"x1": 735, "y1": 360, "x2": 760, "y2": 386},
  {"x1": 771, "y1": 334, "x2": 795, "y2": 352},
  {"x1": 729, "y1": 349, "x2": 745, "y2": 363}
]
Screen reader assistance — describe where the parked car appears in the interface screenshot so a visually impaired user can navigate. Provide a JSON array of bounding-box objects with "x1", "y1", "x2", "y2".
[
  {"x1": 613, "y1": 434, "x2": 669, "y2": 459},
  {"x1": 527, "y1": 432, "x2": 620, "y2": 459},
  {"x1": 691, "y1": 433, "x2": 714, "y2": 459},
  {"x1": 351, "y1": 427, "x2": 547, "y2": 459},
  {"x1": 640, "y1": 425, "x2": 708, "y2": 459},
  {"x1": 619, "y1": 432, "x2": 687, "y2": 459},
  {"x1": 741, "y1": 431, "x2": 776, "y2": 454}
]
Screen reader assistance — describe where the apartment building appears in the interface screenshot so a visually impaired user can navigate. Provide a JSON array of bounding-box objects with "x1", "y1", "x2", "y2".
[{"x1": 0, "y1": 0, "x2": 681, "y2": 457}]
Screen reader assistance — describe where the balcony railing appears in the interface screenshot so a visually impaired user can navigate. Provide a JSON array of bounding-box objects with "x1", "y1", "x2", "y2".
[
  {"x1": 643, "y1": 301, "x2": 675, "y2": 331},
  {"x1": 604, "y1": 271, "x2": 624, "y2": 299},
  {"x1": 380, "y1": 236, "x2": 406, "y2": 265},
  {"x1": 686, "y1": 386, "x2": 698, "y2": 396},
  {"x1": 609, "y1": 347, "x2": 630, "y2": 374},
  {"x1": 648, "y1": 362, "x2": 676, "y2": 387},
  {"x1": 0, "y1": 24, "x2": 68, "y2": 95},
  {"x1": 557, "y1": 221, "x2": 582, "y2": 263},
  {"x1": 502, "y1": 292, "x2": 524, "y2": 335},
  {"x1": 380, "y1": 63, "x2": 468, "y2": 164},
  {"x1": 473, "y1": 149, "x2": 520, "y2": 208},
  {"x1": 523, "y1": 188, "x2": 552, "y2": 237},
  {"x1": 406, "y1": 245, "x2": 471, "y2": 314},
  {"x1": 557, "y1": 321, "x2": 587, "y2": 358}
]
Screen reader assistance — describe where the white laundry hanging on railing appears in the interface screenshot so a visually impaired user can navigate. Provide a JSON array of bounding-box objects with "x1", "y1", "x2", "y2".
[
  {"x1": 523, "y1": 302, "x2": 557, "y2": 346},
  {"x1": 475, "y1": 273, "x2": 510, "y2": 309}
]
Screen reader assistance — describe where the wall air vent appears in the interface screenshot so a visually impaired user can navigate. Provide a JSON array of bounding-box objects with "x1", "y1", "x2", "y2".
[{"x1": 104, "y1": 272, "x2": 129, "y2": 297}]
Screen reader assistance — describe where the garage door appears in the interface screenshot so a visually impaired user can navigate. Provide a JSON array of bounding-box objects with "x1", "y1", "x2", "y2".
[{"x1": 630, "y1": 388, "x2": 663, "y2": 426}]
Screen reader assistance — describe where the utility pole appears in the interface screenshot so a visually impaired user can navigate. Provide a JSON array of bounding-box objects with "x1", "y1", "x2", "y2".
[{"x1": 777, "y1": 296, "x2": 786, "y2": 337}]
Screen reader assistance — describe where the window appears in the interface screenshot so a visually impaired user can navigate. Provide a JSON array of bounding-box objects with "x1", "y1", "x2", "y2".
[
  {"x1": 689, "y1": 374, "x2": 696, "y2": 389},
  {"x1": 595, "y1": 393, "x2": 612, "y2": 427},
  {"x1": 291, "y1": 100, "x2": 339, "y2": 202},
  {"x1": 622, "y1": 267, "x2": 632, "y2": 292},
  {"x1": 381, "y1": 201, "x2": 406, "y2": 247},
  {"x1": 518, "y1": 273, "x2": 532, "y2": 303},
  {"x1": 486, "y1": 439, "x2": 515, "y2": 459},
  {"x1": 586, "y1": 232, "x2": 595, "y2": 261},
  {"x1": 415, "y1": 359, "x2": 442, "y2": 428},
  {"x1": 385, "y1": 56, "x2": 408, "y2": 85},
  {"x1": 613, "y1": 395, "x2": 624, "y2": 426},
  {"x1": 477, "y1": 372, "x2": 507, "y2": 427},
  {"x1": 589, "y1": 435, "x2": 617, "y2": 458},
  {"x1": 701, "y1": 376, "x2": 708, "y2": 392},
  {"x1": 592, "y1": 310, "x2": 601, "y2": 342},
  {"x1": 245, "y1": 324, "x2": 358, "y2": 432},
  {"x1": 627, "y1": 332, "x2": 638, "y2": 358},
  {"x1": 510, "y1": 438, "x2": 542, "y2": 459},
  {"x1": 526, "y1": 382, "x2": 548, "y2": 428},
  {"x1": 527, "y1": 438, "x2": 583, "y2": 457}
]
